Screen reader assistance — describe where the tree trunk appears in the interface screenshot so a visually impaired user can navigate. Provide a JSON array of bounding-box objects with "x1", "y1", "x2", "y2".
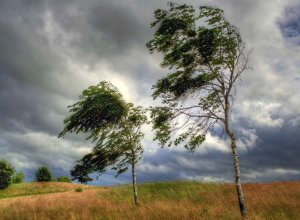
[
  {"x1": 225, "y1": 99, "x2": 248, "y2": 219},
  {"x1": 227, "y1": 129, "x2": 248, "y2": 219},
  {"x1": 131, "y1": 162, "x2": 139, "y2": 206}
]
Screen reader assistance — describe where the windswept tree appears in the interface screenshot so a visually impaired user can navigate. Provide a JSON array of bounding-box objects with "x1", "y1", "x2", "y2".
[
  {"x1": 147, "y1": 3, "x2": 250, "y2": 219},
  {"x1": 59, "y1": 81, "x2": 147, "y2": 205}
]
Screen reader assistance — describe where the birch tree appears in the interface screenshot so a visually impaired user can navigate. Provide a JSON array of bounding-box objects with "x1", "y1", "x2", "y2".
[
  {"x1": 147, "y1": 3, "x2": 250, "y2": 219},
  {"x1": 59, "y1": 81, "x2": 147, "y2": 205}
]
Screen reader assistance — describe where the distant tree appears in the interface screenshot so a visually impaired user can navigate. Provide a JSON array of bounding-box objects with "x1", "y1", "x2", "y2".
[
  {"x1": 147, "y1": 3, "x2": 250, "y2": 219},
  {"x1": 35, "y1": 166, "x2": 52, "y2": 182},
  {"x1": 0, "y1": 160, "x2": 15, "y2": 189},
  {"x1": 56, "y1": 176, "x2": 72, "y2": 183},
  {"x1": 12, "y1": 171, "x2": 25, "y2": 184},
  {"x1": 60, "y1": 81, "x2": 147, "y2": 205}
]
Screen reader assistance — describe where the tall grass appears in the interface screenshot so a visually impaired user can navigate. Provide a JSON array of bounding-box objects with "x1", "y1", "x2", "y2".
[{"x1": 0, "y1": 181, "x2": 299, "y2": 219}]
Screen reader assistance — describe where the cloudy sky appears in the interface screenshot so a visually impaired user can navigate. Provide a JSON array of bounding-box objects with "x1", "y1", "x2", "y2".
[{"x1": 0, "y1": 0, "x2": 299, "y2": 185}]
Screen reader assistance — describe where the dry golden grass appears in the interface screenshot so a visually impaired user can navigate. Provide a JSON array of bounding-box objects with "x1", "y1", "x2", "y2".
[{"x1": 0, "y1": 181, "x2": 299, "y2": 220}]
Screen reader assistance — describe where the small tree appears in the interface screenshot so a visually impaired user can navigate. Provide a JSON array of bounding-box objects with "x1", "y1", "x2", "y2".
[
  {"x1": 12, "y1": 172, "x2": 25, "y2": 184},
  {"x1": 147, "y1": 3, "x2": 250, "y2": 219},
  {"x1": 56, "y1": 176, "x2": 72, "y2": 183},
  {"x1": 60, "y1": 81, "x2": 147, "y2": 205},
  {"x1": 0, "y1": 160, "x2": 15, "y2": 189},
  {"x1": 35, "y1": 166, "x2": 52, "y2": 182}
]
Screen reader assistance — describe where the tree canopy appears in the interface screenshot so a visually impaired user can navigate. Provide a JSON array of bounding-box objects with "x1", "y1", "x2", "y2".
[
  {"x1": 35, "y1": 166, "x2": 52, "y2": 182},
  {"x1": 59, "y1": 81, "x2": 128, "y2": 137},
  {"x1": 0, "y1": 160, "x2": 15, "y2": 189},
  {"x1": 147, "y1": 3, "x2": 249, "y2": 150}
]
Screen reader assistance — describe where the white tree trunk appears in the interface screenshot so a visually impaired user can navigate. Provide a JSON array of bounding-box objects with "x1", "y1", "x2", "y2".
[
  {"x1": 225, "y1": 98, "x2": 248, "y2": 219},
  {"x1": 132, "y1": 162, "x2": 139, "y2": 206},
  {"x1": 228, "y1": 129, "x2": 248, "y2": 219}
]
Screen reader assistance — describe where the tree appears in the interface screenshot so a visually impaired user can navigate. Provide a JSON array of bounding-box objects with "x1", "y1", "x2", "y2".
[
  {"x1": 70, "y1": 161, "x2": 93, "y2": 184},
  {"x1": 12, "y1": 172, "x2": 25, "y2": 184},
  {"x1": 35, "y1": 166, "x2": 52, "y2": 182},
  {"x1": 147, "y1": 3, "x2": 250, "y2": 219},
  {"x1": 56, "y1": 176, "x2": 72, "y2": 183},
  {"x1": 0, "y1": 160, "x2": 15, "y2": 189},
  {"x1": 60, "y1": 81, "x2": 147, "y2": 205}
]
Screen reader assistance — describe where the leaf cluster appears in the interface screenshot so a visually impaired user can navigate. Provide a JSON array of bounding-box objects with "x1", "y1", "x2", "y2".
[
  {"x1": 72, "y1": 104, "x2": 148, "y2": 181},
  {"x1": 59, "y1": 81, "x2": 128, "y2": 137},
  {"x1": 70, "y1": 162, "x2": 93, "y2": 184},
  {"x1": 147, "y1": 3, "x2": 241, "y2": 102}
]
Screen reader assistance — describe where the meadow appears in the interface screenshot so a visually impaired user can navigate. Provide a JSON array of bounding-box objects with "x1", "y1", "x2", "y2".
[{"x1": 0, "y1": 181, "x2": 299, "y2": 220}]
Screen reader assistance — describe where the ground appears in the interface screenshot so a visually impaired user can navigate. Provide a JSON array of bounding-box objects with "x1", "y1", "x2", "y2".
[{"x1": 0, "y1": 181, "x2": 299, "y2": 220}]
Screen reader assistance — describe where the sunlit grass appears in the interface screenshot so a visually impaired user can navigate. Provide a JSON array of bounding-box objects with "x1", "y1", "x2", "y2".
[
  {"x1": 0, "y1": 182, "x2": 91, "y2": 199},
  {"x1": 0, "y1": 181, "x2": 299, "y2": 219}
]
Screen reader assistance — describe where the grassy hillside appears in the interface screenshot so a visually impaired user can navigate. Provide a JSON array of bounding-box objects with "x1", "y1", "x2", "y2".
[
  {"x1": 0, "y1": 182, "x2": 91, "y2": 199},
  {"x1": 0, "y1": 181, "x2": 299, "y2": 220}
]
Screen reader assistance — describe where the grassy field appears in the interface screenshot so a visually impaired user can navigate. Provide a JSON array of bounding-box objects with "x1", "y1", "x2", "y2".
[
  {"x1": 0, "y1": 182, "x2": 91, "y2": 199},
  {"x1": 0, "y1": 181, "x2": 299, "y2": 220}
]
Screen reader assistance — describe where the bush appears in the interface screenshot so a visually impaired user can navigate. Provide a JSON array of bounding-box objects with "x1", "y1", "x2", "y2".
[
  {"x1": 12, "y1": 172, "x2": 25, "y2": 184},
  {"x1": 0, "y1": 160, "x2": 15, "y2": 189},
  {"x1": 75, "y1": 187, "x2": 83, "y2": 192},
  {"x1": 56, "y1": 176, "x2": 72, "y2": 183},
  {"x1": 35, "y1": 166, "x2": 52, "y2": 182}
]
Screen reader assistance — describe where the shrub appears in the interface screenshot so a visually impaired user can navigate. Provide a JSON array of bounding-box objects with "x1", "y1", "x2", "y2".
[
  {"x1": 56, "y1": 176, "x2": 72, "y2": 183},
  {"x1": 12, "y1": 172, "x2": 25, "y2": 183},
  {"x1": 75, "y1": 187, "x2": 83, "y2": 192},
  {"x1": 0, "y1": 160, "x2": 15, "y2": 189},
  {"x1": 35, "y1": 166, "x2": 52, "y2": 182}
]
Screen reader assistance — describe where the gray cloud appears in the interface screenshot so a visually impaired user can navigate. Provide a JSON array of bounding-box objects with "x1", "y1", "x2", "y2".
[{"x1": 0, "y1": 0, "x2": 299, "y2": 185}]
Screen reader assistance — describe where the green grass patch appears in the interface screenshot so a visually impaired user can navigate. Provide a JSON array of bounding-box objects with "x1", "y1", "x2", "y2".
[
  {"x1": 102, "y1": 180, "x2": 228, "y2": 204},
  {"x1": 0, "y1": 182, "x2": 80, "y2": 199}
]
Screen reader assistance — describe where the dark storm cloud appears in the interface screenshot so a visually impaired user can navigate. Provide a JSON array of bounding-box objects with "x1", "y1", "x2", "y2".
[
  {"x1": 0, "y1": 0, "x2": 299, "y2": 185},
  {"x1": 279, "y1": 3, "x2": 300, "y2": 45},
  {"x1": 237, "y1": 117, "x2": 300, "y2": 181}
]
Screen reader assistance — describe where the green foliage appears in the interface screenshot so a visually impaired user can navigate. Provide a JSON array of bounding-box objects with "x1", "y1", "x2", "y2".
[
  {"x1": 59, "y1": 81, "x2": 128, "y2": 137},
  {"x1": 147, "y1": 3, "x2": 248, "y2": 150},
  {"x1": 35, "y1": 166, "x2": 52, "y2": 182},
  {"x1": 56, "y1": 176, "x2": 72, "y2": 183},
  {"x1": 60, "y1": 81, "x2": 148, "y2": 181},
  {"x1": 0, "y1": 160, "x2": 15, "y2": 189},
  {"x1": 72, "y1": 103, "x2": 148, "y2": 179},
  {"x1": 75, "y1": 187, "x2": 83, "y2": 192},
  {"x1": 150, "y1": 107, "x2": 173, "y2": 146},
  {"x1": 12, "y1": 172, "x2": 25, "y2": 184},
  {"x1": 70, "y1": 161, "x2": 94, "y2": 184}
]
